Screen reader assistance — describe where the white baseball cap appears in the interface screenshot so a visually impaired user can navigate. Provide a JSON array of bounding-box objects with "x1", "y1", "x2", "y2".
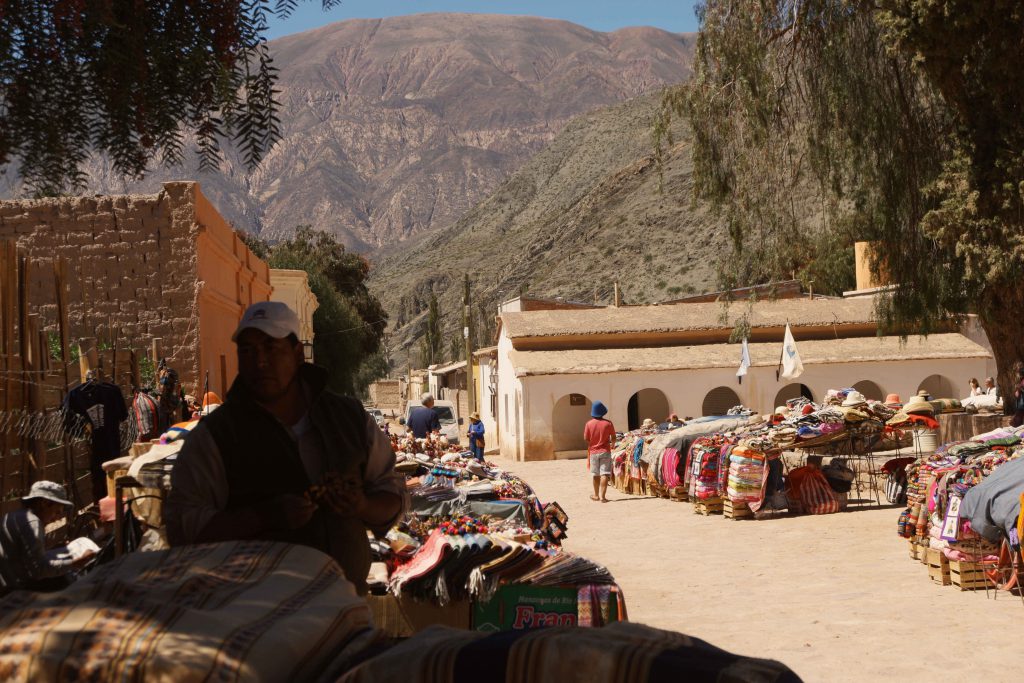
[{"x1": 232, "y1": 302, "x2": 301, "y2": 342}]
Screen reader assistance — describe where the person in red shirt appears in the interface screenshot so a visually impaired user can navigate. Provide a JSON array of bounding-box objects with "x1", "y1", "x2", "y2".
[{"x1": 583, "y1": 401, "x2": 616, "y2": 503}]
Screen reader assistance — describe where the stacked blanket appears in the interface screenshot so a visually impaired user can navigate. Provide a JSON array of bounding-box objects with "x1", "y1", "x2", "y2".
[
  {"x1": 0, "y1": 542, "x2": 372, "y2": 682},
  {"x1": 335, "y1": 622, "x2": 802, "y2": 683},
  {"x1": 727, "y1": 445, "x2": 767, "y2": 504}
]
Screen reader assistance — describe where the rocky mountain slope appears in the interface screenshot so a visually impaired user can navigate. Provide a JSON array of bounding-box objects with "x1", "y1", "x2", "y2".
[
  {"x1": 2, "y1": 14, "x2": 694, "y2": 251},
  {"x1": 371, "y1": 91, "x2": 729, "y2": 367}
]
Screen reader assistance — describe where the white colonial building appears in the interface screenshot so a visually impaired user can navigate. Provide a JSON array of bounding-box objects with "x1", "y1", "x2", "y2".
[{"x1": 494, "y1": 296, "x2": 991, "y2": 461}]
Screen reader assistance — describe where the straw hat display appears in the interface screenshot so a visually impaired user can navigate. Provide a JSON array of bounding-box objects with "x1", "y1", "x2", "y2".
[
  {"x1": 641, "y1": 418, "x2": 657, "y2": 430},
  {"x1": 904, "y1": 394, "x2": 935, "y2": 415},
  {"x1": 840, "y1": 391, "x2": 867, "y2": 408}
]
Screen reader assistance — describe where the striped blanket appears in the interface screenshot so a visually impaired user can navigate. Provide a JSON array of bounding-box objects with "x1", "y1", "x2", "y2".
[
  {"x1": 336, "y1": 622, "x2": 801, "y2": 683},
  {"x1": 0, "y1": 541, "x2": 373, "y2": 682}
]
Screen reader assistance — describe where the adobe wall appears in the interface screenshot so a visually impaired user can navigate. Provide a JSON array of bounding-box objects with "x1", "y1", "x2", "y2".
[
  {"x1": 368, "y1": 379, "x2": 402, "y2": 414},
  {"x1": 0, "y1": 182, "x2": 201, "y2": 388}
]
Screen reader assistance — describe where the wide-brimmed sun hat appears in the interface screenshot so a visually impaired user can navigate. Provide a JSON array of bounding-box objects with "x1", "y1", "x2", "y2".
[
  {"x1": 904, "y1": 395, "x2": 935, "y2": 415},
  {"x1": 22, "y1": 480, "x2": 73, "y2": 507},
  {"x1": 841, "y1": 391, "x2": 867, "y2": 408}
]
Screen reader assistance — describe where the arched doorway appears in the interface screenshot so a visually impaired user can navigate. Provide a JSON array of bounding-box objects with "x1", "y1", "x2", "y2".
[
  {"x1": 773, "y1": 384, "x2": 814, "y2": 409},
  {"x1": 552, "y1": 393, "x2": 592, "y2": 456},
  {"x1": 918, "y1": 374, "x2": 955, "y2": 400},
  {"x1": 627, "y1": 388, "x2": 671, "y2": 431},
  {"x1": 702, "y1": 386, "x2": 741, "y2": 417},
  {"x1": 852, "y1": 380, "x2": 884, "y2": 402}
]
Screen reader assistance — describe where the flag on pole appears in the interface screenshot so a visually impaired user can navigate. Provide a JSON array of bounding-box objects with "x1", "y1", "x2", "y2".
[
  {"x1": 736, "y1": 337, "x2": 751, "y2": 384},
  {"x1": 779, "y1": 323, "x2": 804, "y2": 380}
]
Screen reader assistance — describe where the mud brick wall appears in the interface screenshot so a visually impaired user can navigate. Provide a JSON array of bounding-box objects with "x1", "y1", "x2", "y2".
[
  {"x1": 368, "y1": 379, "x2": 403, "y2": 414},
  {"x1": 0, "y1": 182, "x2": 204, "y2": 387}
]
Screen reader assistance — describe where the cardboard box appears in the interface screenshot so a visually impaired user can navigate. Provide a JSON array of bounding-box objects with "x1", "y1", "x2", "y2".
[
  {"x1": 366, "y1": 594, "x2": 471, "y2": 637},
  {"x1": 473, "y1": 585, "x2": 627, "y2": 632}
]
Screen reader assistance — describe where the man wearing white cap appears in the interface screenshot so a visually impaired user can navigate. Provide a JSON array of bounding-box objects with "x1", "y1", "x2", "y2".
[
  {"x1": 165, "y1": 302, "x2": 405, "y2": 593},
  {"x1": 0, "y1": 481, "x2": 92, "y2": 593}
]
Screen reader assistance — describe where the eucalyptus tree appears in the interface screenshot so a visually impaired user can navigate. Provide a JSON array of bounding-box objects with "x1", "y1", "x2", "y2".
[{"x1": 667, "y1": 1, "x2": 1024, "y2": 396}]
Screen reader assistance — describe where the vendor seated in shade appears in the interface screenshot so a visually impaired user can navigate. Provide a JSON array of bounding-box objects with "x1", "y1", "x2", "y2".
[
  {"x1": 0, "y1": 481, "x2": 93, "y2": 595},
  {"x1": 165, "y1": 302, "x2": 406, "y2": 594},
  {"x1": 661, "y1": 413, "x2": 684, "y2": 430}
]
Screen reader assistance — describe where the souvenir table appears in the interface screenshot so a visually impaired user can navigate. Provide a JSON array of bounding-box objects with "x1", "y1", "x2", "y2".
[{"x1": 937, "y1": 412, "x2": 1010, "y2": 445}]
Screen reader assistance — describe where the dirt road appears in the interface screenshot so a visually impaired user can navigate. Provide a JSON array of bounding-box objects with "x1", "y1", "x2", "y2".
[{"x1": 493, "y1": 455, "x2": 1021, "y2": 683}]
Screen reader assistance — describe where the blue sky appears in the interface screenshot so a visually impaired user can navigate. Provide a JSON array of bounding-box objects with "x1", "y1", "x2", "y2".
[{"x1": 265, "y1": 1, "x2": 701, "y2": 40}]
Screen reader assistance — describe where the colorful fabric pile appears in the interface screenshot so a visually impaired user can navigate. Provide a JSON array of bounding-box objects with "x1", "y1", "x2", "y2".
[
  {"x1": 688, "y1": 436, "x2": 729, "y2": 500},
  {"x1": 726, "y1": 444, "x2": 768, "y2": 504},
  {"x1": 897, "y1": 424, "x2": 1024, "y2": 563}
]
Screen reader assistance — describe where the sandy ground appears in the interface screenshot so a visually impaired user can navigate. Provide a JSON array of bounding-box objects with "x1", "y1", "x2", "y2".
[{"x1": 490, "y1": 455, "x2": 1022, "y2": 683}]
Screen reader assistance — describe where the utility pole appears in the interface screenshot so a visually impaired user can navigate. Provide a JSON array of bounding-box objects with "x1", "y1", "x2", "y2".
[{"x1": 464, "y1": 273, "x2": 475, "y2": 419}]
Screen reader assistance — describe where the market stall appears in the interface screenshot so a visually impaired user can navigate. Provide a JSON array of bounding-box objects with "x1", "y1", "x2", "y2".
[
  {"x1": 380, "y1": 433, "x2": 627, "y2": 633},
  {"x1": 897, "y1": 423, "x2": 1024, "y2": 591}
]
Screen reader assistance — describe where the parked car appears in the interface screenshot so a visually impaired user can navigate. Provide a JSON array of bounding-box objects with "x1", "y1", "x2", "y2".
[
  {"x1": 403, "y1": 399, "x2": 461, "y2": 444},
  {"x1": 367, "y1": 408, "x2": 385, "y2": 427}
]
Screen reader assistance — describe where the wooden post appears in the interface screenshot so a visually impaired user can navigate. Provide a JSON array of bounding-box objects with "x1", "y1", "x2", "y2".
[
  {"x1": 78, "y1": 340, "x2": 89, "y2": 384},
  {"x1": 53, "y1": 258, "x2": 79, "y2": 509},
  {"x1": 0, "y1": 242, "x2": 14, "y2": 503},
  {"x1": 130, "y1": 349, "x2": 140, "y2": 389},
  {"x1": 151, "y1": 338, "x2": 161, "y2": 365},
  {"x1": 464, "y1": 274, "x2": 475, "y2": 418}
]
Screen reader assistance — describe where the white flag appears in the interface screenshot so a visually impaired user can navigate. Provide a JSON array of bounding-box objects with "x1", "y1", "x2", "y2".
[
  {"x1": 780, "y1": 323, "x2": 804, "y2": 380},
  {"x1": 736, "y1": 337, "x2": 751, "y2": 384}
]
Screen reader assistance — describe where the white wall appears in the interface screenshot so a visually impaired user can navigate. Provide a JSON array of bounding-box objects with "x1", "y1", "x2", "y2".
[
  {"x1": 496, "y1": 330, "x2": 524, "y2": 460},
  {"x1": 476, "y1": 358, "x2": 499, "y2": 453},
  {"x1": 512, "y1": 356, "x2": 988, "y2": 460}
]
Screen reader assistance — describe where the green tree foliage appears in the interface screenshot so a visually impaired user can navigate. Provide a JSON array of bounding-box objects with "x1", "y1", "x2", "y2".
[
  {"x1": 0, "y1": 0, "x2": 339, "y2": 195},
  {"x1": 249, "y1": 226, "x2": 389, "y2": 396},
  {"x1": 670, "y1": 1, "x2": 1024, "y2": 394}
]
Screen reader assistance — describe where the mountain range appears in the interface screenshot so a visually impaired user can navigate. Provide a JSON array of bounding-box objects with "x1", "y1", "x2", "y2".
[
  {"x1": 370, "y1": 90, "x2": 729, "y2": 367},
  {"x1": 2, "y1": 14, "x2": 694, "y2": 252}
]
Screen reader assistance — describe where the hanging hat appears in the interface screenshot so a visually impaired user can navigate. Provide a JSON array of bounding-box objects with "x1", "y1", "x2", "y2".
[
  {"x1": 591, "y1": 401, "x2": 608, "y2": 418},
  {"x1": 884, "y1": 393, "x2": 901, "y2": 407},
  {"x1": 904, "y1": 395, "x2": 934, "y2": 415},
  {"x1": 22, "y1": 480, "x2": 73, "y2": 508},
  {"x1": 841, "y1": 391, "x2": 867, "y2": 407}
]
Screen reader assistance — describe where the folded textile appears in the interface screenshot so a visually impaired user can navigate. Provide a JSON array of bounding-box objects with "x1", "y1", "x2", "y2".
[
  {"x1": 0, "y1": 542, "x2": 371, "y2": 682},
  {"x1": 335, "y1": 622, "x2": 803, "y2": 683}
]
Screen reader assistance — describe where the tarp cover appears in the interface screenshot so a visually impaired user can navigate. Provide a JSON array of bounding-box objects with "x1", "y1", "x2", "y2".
[{"x1": 961, "y1": 457, "x2": 1024, "y2": 543}]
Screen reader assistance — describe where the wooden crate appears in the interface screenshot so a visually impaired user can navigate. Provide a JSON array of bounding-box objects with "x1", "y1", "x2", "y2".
[
  {"x1": 926, "y1": 548, "x2": 950, "y2": 586},
  {"x1": 669, "y1": 487, "x2": 688, "y2": 502},
  {"x1": 908, "y1": 537, "x2": 925, "y2": 561},
  {"x1": 723, "y1": 499, "x2": 753, "y2": 520},
  {"x1": 949, "y1": 560, "x2": 990, "y2": 591},
  {"x1": 693, "y1": 497, "x2": 724, "y2": 516}
]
